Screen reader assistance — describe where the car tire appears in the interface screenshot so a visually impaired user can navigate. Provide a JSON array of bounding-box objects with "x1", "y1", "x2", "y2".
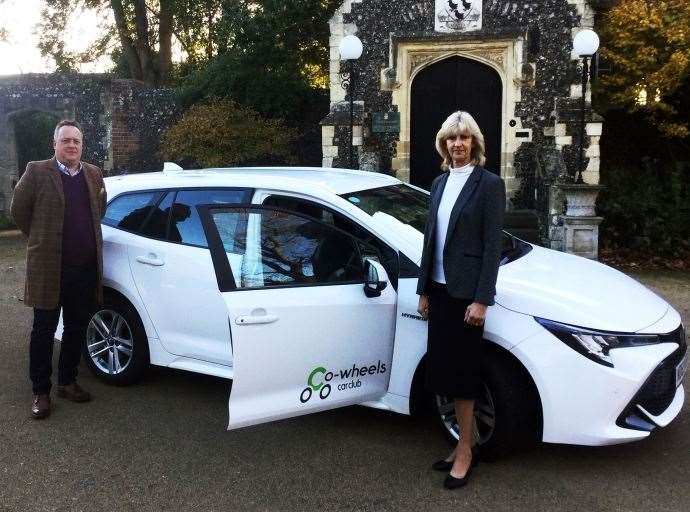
[
  {"x1": 433, "y1": 353, "x2": 540, "y2": 461},
  {"x1": 83, "y1": 296, "x2": 150, "y2": 385}
]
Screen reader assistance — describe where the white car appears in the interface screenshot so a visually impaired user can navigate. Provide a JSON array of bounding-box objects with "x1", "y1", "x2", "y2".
[{"x1": 71, "y1": 166, "x2": 687, "y2": 459}]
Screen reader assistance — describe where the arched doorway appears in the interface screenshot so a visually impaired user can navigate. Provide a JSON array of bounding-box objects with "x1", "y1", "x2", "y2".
[
  {"x1": 409, "y1": 56, "x2": 502, "y2": 190},
  {"x1": 10, "y1": 110, "x2": 60, "y2": 178},
  {"x1": 0, "y1": 110, "x2": 60, "y2": 215}
]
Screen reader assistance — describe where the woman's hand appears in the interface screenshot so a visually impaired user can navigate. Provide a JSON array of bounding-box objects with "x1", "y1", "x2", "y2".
[
  {"x1": 417, "y1": 294, "x2": 429, "y2": 320},
  {"x1": 464, "y1": 302, "x2": 487, "y2": 326}
]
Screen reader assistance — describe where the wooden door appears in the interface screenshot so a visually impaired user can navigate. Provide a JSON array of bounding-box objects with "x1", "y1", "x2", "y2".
[{"x1": 410, "y1": 56, "x2": 502, "y2": 190}]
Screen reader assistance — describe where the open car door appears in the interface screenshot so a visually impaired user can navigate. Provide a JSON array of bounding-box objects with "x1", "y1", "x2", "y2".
[{"x1": 199, "y1": 204, "x2": 398, "y2": 429}]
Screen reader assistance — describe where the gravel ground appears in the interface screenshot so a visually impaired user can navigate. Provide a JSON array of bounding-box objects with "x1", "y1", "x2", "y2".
[{"x1": 0, "y1": 231, "x2": 688, "y2": 512}]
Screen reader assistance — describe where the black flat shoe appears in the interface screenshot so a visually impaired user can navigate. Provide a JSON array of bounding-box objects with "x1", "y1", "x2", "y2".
[
  {"x1": 432, "y1": 446, "x2": 480, "y2": 472},
  {"x1": 443, "y1": 462, "x2": 474, "y2": 490}
]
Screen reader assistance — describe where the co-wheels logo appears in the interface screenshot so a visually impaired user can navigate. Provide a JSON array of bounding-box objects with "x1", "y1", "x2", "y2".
[
  {"x1": 300, "y1": 367, "x2": 332, "y2": 403},
  {"x1": 299, "y1": 360, "x2": 388, "y2": 403}
]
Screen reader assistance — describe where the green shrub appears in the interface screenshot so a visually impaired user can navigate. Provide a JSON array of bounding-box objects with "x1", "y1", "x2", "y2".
[
  {"x1": 597, "y1": 109, "x2": 690, "y2": 257},
  {"x1": 598, "y1": 159, "x2": 689, "y2": 255},
  {"x1": 160, "y1": 99, "x2": 297, "y2": 168}
]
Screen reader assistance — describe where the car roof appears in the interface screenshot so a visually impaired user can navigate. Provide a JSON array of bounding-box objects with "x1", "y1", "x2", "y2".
[{"x1": 104, "y1": 167, "x2": 402, "y2": 197}]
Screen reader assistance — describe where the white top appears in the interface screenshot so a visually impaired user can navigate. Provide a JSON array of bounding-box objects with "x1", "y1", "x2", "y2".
[{"x1": 432, "y1": 164, "x2": 474, "y2": 283}]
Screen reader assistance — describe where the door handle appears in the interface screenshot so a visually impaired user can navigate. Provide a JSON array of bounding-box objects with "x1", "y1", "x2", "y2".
[
  {"x1": 235, "y1": 314, "x2": 278, "y2": 325},
  {"x1": 135, "y1": 254, "x2": 165, "y2": 266}
]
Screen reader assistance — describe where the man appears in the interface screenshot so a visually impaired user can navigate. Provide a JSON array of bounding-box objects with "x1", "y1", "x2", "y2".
[{"x1": 10, "y1": 120, "x2": 107, "y2": 419}]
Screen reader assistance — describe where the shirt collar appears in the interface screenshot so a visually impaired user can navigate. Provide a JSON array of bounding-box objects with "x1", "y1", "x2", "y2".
[{"x1": 56, "y1": 159, "x2": 83, "y2": 176}]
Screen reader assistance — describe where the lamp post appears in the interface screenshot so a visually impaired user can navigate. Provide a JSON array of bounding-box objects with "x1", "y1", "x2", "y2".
[
  {"x1": 338, "y1": 34, "x2": 363, "y2": 169},
  {"x1": 573, "y1": 29, "x2": 600, "y2": 183}
]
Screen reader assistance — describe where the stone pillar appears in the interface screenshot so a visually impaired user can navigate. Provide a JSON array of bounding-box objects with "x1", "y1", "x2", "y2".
[
  {"x1": 320, "y1": 101, "x2": 363, "y2": 169},
  {"x1": 559, "y1": 184, "x2": 604, "y2": 259}
]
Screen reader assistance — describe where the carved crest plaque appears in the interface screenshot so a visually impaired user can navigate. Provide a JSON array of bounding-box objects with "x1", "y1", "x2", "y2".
[{"x1": 435, "y1": 0, "x2": 482, "y2": 33}]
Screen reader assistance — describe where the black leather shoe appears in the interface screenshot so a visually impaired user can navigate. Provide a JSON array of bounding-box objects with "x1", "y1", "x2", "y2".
[
  {"x1": 443, "y1": 460, "x2": 474, "y2": 490},
  {"x1": 432, "y1": 446, "x2": 480, "y2": 472}
]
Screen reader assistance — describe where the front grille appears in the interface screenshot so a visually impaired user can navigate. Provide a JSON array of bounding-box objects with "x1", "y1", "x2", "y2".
[
  {"x1": 635, "y1": 325, "x2": 686, "y2": 416},
  {"x1": 636, "y1": 350, "x2": 684, "y2": 415},
  {"x1": 616, "y1": 324, "x2": 686, "y2": 429}
]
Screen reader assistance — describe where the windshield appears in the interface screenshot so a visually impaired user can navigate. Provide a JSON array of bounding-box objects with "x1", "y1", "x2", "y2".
[
  {"x1": 341, "y1": 184, "x2": 532, "y2": 266},
  {"x1": 340, "y1": 184, "x2": 429, "y2": 233}
]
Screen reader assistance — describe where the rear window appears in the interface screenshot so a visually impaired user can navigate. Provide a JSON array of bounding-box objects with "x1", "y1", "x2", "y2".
[{"x1": 103, "y1": 191, "x2": 162, "y2": 233}]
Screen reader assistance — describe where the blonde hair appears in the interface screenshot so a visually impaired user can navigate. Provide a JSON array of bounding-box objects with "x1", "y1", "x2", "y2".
[{"x1": 435, "y1": 111, "x2": 486, "y2": 170}]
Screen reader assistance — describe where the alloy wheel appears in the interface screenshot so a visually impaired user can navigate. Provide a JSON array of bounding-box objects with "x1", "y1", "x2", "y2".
[
  {"x1": 436, "y1": 383, "x2": 496, "y2": 444},
  {"x1": 86, "y1": 309, "x2": 134, "y2": 375}
]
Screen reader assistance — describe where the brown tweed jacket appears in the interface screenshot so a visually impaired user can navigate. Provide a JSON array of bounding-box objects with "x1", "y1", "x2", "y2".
[{"x1": 10, "y1": 158, "x2": 107, "y2": 310}]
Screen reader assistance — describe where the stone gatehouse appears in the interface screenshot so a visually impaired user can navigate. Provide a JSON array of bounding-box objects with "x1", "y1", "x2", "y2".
[
  {"x1": 322, "y1": 0, "x2": 603, "y2": 252},
  {"x1": 0, "y1": 74, "x2": 178, "y2": 216}
]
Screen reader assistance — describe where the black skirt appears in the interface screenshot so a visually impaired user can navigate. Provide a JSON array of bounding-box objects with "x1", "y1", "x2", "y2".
[{"x1": 425, "y1": 280, "x2": 484, "y2": 400}]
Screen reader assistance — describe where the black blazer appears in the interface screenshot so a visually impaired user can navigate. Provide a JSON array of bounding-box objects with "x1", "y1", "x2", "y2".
[{"x1": 416, "y1": 166, "x2": 506, "y2": 306}]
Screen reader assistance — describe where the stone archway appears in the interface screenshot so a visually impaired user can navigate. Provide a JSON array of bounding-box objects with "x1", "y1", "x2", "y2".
[
  {"x1": 0, "y1": 109, "x2": 62, "y2": 214},
  {"x1": 389, "y1": 39, "x2": 527, "y2": 201},
  {"x1": 9, "y1": 110, "x2": 62, "y2": 178}
]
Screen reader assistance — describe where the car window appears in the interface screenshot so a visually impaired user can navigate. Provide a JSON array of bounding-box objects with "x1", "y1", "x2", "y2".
[
  {"x1": 170, "y1": 189, "x2": 251, "y2": 248},
  {"x1": 103, "y1": 191, "x2": 163, "y2": 232},
  {"x1": 263, "y1": 195, "x2": 335, "y2": 224},
  {"x1": 263, "y1": 194, "x2": 399, "y2": 288},
  {"x1": 340, "y1": 184, "x2": 429, "y2": 233},
  {"x1": 139, "y1": 192, "x2": 174, "y2": 240},
  {"x1": 211, "y1": 207, "x2": 365, "y2": 289}
]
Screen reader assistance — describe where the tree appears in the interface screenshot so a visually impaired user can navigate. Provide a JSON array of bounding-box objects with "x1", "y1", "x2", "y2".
[
  {"x1": 219, "y1": 0, "x2": 340, "y2": 89},
  {"x1": 37, "y1": 1, "x2": 339, "y2": 111},
  {"x1": 596, "y1": 0, "x2": 690, "y2": 137},
  {"x1": 178, "y1": 0, "x2": 340, "y2": 123},
  {"x1": 160, "y1": 98, "x2": 297, "y2": 167},
  {"x1": 38, "y1": 0, "x2": 174, "y2": 85},
  {"x1": 173, "y1": 0, "x2": 228, "y2": 66}
]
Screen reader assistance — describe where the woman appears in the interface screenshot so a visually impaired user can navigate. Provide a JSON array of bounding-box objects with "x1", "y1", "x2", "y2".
[{"x1": 416, "y1": 111, "x2": 505, "y2": 489}]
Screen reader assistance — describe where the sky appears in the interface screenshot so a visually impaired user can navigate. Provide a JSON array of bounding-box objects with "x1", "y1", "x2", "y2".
[{"x1": 0, "y1": 0, "x2": 110, "y2": 75}]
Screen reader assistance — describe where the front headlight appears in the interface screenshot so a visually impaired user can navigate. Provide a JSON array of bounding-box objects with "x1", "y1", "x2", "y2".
[{"x1": 535, "y1": 318, "x2": 661, "y2": 368}]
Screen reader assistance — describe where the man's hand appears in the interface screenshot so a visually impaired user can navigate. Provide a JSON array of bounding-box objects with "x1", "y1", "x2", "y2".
[
  {"x1": 464, "y1": 302, "x2": 487, "y2": 326},
  {"x1": 417, "y1": 294, "x2": 429, "y2": 320}
]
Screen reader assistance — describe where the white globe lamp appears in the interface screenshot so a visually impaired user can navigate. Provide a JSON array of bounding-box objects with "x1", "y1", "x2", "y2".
[
  {"x1": 338, "y1": 35, "x2": 363, "y2": 61},
  {"x1": 573, "y1": 29, "x2": 600, "y2": 57}
]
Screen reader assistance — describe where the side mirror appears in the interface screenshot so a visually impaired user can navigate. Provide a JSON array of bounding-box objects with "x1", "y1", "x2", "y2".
[{"x1": 363, "y1": 259, "x2": 388, "y2": 298}]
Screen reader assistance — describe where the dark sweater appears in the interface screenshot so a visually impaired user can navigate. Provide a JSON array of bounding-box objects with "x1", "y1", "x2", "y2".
[{"x1": 60, "y1": 171, "x2": 96, "y2": 267}]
